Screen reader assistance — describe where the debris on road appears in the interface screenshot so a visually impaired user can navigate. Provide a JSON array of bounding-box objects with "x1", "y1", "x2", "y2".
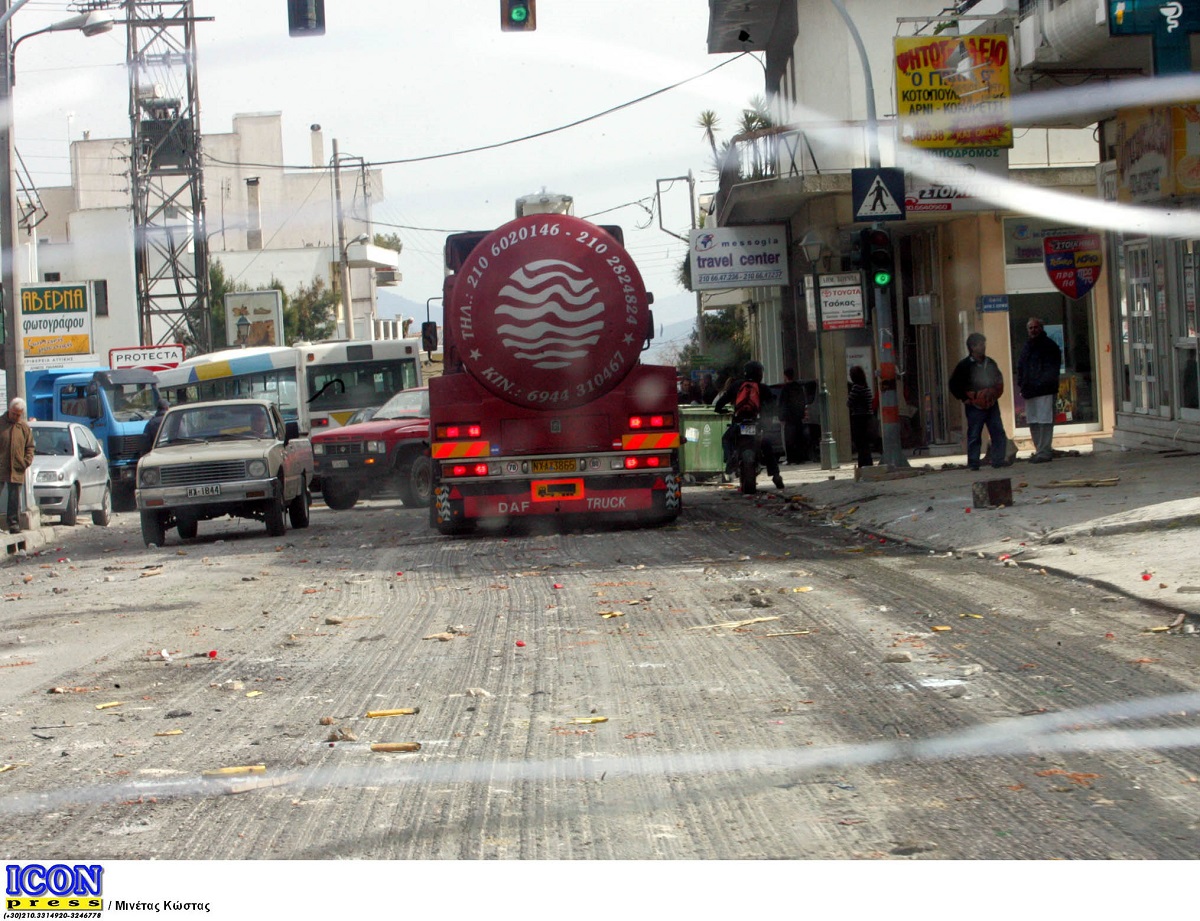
[
  {"x1": 570, "y1": 717, "x2": 608, "y2": 724},
  {"x1": 690, "y1": 616, "x2": 780, "y2": 630},
  {"x1": 366, "y1": 708, "x2": 419, "y2": 717},
  {"x1": 202, "y1": 764, "x2": 266, "y2": 776},
  {"x1": 95, "y1": 701, "x2": 122, "y2": 710}
]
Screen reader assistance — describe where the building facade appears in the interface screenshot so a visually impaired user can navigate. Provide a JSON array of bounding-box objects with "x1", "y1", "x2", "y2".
[
  {"x1": 704, "y1": 0, "x2": 1189, "y2": 459},
  {"x1": 27, "y1": 112, "x2": 398, "y2": 367}
]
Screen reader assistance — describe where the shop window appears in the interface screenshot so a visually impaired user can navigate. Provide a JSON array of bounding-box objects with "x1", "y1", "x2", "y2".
[{"x1": 1008, "y1": 293, "x2": 1098, "y2": 426}]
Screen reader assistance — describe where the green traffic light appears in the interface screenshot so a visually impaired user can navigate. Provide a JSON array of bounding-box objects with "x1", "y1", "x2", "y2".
[
  {"x1": 510, "y1": 7, "x2": 528, "y2": 21},
  {"x1": 873, "y1": 271, "x2": 893, "y2": 287}
]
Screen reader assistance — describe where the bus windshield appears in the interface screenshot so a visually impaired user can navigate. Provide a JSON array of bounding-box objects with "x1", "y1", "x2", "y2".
[{"x1": 307, "y1": 358, "x2": 420, "y2": 413}]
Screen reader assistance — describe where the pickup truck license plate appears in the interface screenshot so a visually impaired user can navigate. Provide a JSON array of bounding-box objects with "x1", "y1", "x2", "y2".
[
  {"x1": 332, "y1": 459, "x2": 349, "y2": 469},
  {"x1": 187, "y1": 485, "x2": 221, "y2": 498},
  {"x1": 531, "y1": 458, "x2": 576, "y2": 474}
]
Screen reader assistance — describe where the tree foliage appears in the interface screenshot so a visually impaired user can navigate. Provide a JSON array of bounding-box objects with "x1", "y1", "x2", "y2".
[{"x1": 284, "y1": 276, "x2": 338, "y2": 343}]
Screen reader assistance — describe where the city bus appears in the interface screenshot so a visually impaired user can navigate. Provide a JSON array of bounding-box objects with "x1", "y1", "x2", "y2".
[
  {"x1": 156, "y1": 346, "x2": 309, "y2": 429},
  {"x1": 156, "y1": 339, "x2": 425, "y2": 434},
  {"x1": 297, "y1": 338, "x2": 423, "y2": 431}
]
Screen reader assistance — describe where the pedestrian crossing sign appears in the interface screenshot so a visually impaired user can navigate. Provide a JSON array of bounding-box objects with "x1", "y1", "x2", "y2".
[{"x1": 852, "y1": 168, "x2": 906, "y2": 222}]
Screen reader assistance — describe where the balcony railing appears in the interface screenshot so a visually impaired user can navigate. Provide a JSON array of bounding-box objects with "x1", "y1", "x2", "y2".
[{"x1": 717, "y1": 121, "x2": 880, "y2": 205}]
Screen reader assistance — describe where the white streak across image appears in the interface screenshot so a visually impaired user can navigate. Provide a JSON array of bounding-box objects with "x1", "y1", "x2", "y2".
[{"x1": 496, "y1": 259, "x2": 606, "y2": 369}]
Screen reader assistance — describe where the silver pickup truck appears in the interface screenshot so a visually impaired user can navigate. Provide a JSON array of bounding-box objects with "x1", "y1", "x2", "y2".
[{"x1": 135, "y1": 399, "x2": 314, "y2": 546}]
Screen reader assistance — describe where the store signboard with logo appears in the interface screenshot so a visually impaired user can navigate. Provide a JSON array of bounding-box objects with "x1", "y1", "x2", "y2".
[
  {"x1": 20, "y1": 283, "x2": 93, "y2": 359},
  {"x1": 1043, "y1": 233, "x2": 1103, "y2": 299},
  {"x1": 804, "y1": 273, "x2": 865, "y2": 330},
  {"x1": 689, "y1": 226, "x2": 788, "y2": 290},
  {"x1": 900, "y1": 146, "x2": 1009, "y2": 213},
  {"x1": 894, "y1": 34, "x2": 1013, "y2": 149}
]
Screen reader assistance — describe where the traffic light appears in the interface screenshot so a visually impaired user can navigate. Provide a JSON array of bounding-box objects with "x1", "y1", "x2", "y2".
[
  {"x1": 866, "y1": 228, "x2": 894, "y2": 288},
  {"x1": 288, "y1": 0, "x2": 325, "y2": 37},
  {"x1": 849, "y1": 229, "x2": 868, "y2": 270},
  {"x1": 501, "y1": 0, "x2": 537, "y2": 31}
]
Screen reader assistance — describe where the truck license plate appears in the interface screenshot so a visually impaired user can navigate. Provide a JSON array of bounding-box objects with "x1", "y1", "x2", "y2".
[
  {"x1": 531, "y1": 458, "x2": 576, "y2": 474},
  {"x1": 332, "y1": 460, "x2": 349, "y2": 469},
  {"x1": 187, "y1": 485, "x2": 221, "y2": 498}
]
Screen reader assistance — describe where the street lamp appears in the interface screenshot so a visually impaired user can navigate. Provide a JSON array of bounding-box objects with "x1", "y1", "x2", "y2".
[
  {"x1": 799, "y1": 231, "x2": 838, "y2": 470},
  {"x1": 338, "y1": 231, "x2": 369, "y2": 340},
  {"x1": 1, "y1": 0, "x2": 115, "y2": 402}
]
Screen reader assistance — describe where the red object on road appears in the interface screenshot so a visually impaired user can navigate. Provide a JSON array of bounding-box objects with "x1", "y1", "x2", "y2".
[
  {"x1": 208, "y1": 650, "x2": 217, "y2": 658},
  {"x1": 515, "y1": 640, "x2": 526, "y2": 647}
]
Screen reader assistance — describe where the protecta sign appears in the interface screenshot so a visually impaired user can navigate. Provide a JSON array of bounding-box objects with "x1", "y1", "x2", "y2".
[
  {"x1": 109, "y1": 344, "x2": 185, "y2": 372},
  {"x1": 450, "y1": 214, "x2": 649, "y2": 410},
  {"x1": 1043, "y1": 233, "x2": 1102, "y2": 300}
]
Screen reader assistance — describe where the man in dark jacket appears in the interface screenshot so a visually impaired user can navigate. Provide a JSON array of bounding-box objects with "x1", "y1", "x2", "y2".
[
  {"x1": 777, "y1": 367, "x2": 809, "y2": 465},
  {"x1": 948, "y1": 332, "x2": 1009, "y2": 471},
  {"x1": 1017, "y1": 317, "x2": 1061, "y2": 464},
  {"x1": 140, "y1": 398, "x2": 170, "y2": 456},
  {"x1": 714, "y1": 360, "x2": 784, "y2": 489},
  {"x1": 0, "y1": 398, "x2": 35, "y2": 533}
]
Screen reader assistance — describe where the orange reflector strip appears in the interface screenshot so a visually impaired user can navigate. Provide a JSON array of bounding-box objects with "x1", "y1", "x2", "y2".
[
  {"x1": 621, "y1": 432, "x2": 680, "y2": 450},
  {"x1": 431, "y1": 441, "x2": 491, "y2": 459}
]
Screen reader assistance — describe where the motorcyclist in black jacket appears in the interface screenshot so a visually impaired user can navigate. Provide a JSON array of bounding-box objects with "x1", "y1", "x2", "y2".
[{"x1": 714, "y1": 361, "x2": 785, "y2": 490}]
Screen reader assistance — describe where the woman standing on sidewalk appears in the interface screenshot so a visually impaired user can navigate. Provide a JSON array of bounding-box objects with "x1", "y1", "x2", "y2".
[{"x1": 847, "y1": 365, "x2": 874, "y2": 468}]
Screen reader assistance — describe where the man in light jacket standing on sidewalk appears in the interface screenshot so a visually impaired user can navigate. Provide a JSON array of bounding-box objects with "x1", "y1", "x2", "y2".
[{"x1": 1017, "y1": 318, "x2": 1061, "y2": 464}]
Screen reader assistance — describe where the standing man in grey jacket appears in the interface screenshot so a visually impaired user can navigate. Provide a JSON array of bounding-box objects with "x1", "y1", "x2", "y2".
[{"x1": 1017, "y1": 317, "x2": 1062, "y2": 464}]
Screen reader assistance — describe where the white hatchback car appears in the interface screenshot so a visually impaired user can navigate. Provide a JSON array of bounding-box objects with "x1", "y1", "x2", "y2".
[{"x1": 29, "y1": 421, "x2": 113, "y2": 526}]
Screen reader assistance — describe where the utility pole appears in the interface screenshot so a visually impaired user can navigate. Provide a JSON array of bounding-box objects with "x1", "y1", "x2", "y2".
[
  {"x1": 656, "y1": 172, "x2": 704, "y2": 354},
  {"x1": 332, "y1": 138, "x2": 353, "y2": 340},
  {"x1": 831, "y1": 0, "x2": 908, "y2": 468},
  {"x1": 0, "y1": 0, "x2": 22, "y2": 401}
]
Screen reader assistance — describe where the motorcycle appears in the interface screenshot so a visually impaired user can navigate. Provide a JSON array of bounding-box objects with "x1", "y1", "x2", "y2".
[{"x1": 734, "y1": 415, "x2": 763, "y2": 495}]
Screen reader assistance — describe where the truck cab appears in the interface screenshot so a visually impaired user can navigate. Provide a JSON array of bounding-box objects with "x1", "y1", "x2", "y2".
[{"x1": 25, "y1": 367, "x2": 160, "y2": 510}]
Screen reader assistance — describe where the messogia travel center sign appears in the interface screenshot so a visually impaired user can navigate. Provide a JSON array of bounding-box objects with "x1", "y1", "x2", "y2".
[{"x1": 689, "y1": 226, "x2": 789, "y2": 291}]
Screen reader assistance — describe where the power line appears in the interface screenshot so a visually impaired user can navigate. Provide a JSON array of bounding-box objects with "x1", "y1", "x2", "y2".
[{"x1": 201, "y1": 53, "x2": 752, "y2": 173}]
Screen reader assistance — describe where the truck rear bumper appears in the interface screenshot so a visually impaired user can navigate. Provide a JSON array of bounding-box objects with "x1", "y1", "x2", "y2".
[{"x1": 432, "y1": 471, "x2": 681, "y2": 527}]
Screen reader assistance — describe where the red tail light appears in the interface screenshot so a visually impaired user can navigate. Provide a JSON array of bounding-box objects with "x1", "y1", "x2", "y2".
[
  {"x1": 628, "y1": 413, "x2": 674, "y2": 429},
  {"x1": 623, "y1": 454, "x2": 671, "y2": 470},
  {"x1": 448, "y1": 463, "x2": 489, "y2": 478},
  {"x1": 312, "y1": 416, "x2": 330, "y2": 428},
  {"x1": 437, "y1": 423, "x2": 482, "y2": 439}
]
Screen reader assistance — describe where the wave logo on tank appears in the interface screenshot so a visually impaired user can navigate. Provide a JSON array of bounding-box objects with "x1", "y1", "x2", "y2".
[{"x1": 495, "y1": 259, "x2": 604, "y2": 370}]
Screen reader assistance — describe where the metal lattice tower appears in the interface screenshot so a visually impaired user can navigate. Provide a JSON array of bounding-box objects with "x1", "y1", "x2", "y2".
[{"x1": 126, "y1": 0, "x2": 210, "y2": 351}]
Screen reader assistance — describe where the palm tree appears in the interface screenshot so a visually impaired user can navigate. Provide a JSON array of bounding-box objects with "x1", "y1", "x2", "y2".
[{"x1": 697, "y1": 110, "x2": 721, "y2": 163}]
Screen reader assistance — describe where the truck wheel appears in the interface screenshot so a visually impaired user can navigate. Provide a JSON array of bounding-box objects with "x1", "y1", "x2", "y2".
[
  {"x1": 91, "y1": 485, "x2": 111, "y2": 527},
  {"x1": 320, "y1": 478, "x2": 359, "y2": 511},
  {"x1": 176, "y1": 516, "x2": 198, "y2": 540},
  {"x1": 60, "y1": 485, "x2": 79, "y2": 526},
  {"x1": 289, "y1": 476, "x2": 311, "y2": 528},
  {"x1": 140, "y1": 510, "x2": 166, "y2": 547},
  {"x1": 265, "y1": 480, "x2": 287, "y2": 537}
]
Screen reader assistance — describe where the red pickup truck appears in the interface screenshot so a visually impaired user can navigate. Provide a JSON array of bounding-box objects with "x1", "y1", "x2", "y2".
[{"x1": 311, "y1": 387, "x2": 432, "y2": 510}]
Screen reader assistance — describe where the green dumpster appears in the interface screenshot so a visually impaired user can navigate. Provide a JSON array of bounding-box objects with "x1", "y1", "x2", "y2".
[{"x1": 679, "y1": 406, "x2": 730, "y2": 478}]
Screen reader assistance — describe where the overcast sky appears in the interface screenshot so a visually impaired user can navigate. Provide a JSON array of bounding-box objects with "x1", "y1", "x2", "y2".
[{"x1": 12, "y1": 0, "x2": 767, "y2": 330}]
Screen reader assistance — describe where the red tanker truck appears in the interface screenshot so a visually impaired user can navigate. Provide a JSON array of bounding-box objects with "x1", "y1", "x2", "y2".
[{"x1": 428, "y1": 213, "x2": 681, "y2": 534}]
